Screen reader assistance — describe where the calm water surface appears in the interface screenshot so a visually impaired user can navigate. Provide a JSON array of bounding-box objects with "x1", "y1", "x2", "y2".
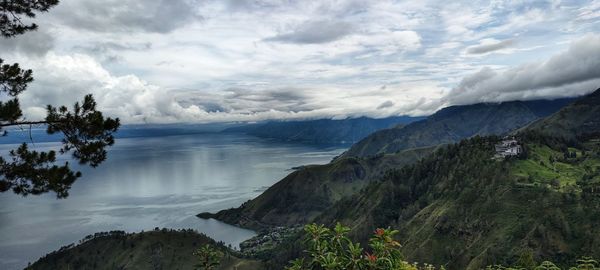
[{"x1": 0, "y1": 133, "x2": 345, "y2": 269}]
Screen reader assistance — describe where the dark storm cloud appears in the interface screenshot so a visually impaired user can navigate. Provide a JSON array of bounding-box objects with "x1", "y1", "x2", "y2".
[
  {"x1": 54, "y1": 0, "x2": 202, "y2": 33},
  {"x1": 446, "y1": 34, "x2": 600, "y2": 105},
  {"x1": 466, "y1": 39, "x2": 515, "y2": 54},
  {"x1": 265, "y1": 20, "x2": 355, "y2": 44},
  {"x1": 0, "y1": 29, "x2": 55, "y2": 56}
]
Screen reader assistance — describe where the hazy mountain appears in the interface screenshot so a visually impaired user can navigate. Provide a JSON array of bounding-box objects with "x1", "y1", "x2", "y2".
[
  {"x1": 342, "y1": 98, "x2": 576, "y2": 158},
  {"x1": 0, "y1": 123, "x2": 240, "y2": 145},
  {"x1": 222, "y1": 116, "x2": 424, "y2": 144}
]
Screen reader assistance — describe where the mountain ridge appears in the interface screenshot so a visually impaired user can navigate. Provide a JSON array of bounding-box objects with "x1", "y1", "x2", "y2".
[
  {"x1": 222, "y1": 116, "x2": 425, "y2": 144},
  {"x1": 520, "y1": 88, "x2": 600, "y2": 140},
  {"x1": 342, "y1": 98, "x2": 576, "y2": 158}
]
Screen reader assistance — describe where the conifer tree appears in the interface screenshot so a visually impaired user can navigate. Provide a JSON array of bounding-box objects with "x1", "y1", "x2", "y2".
[{"x1": 0, "y1": 0, "x2": 120, "y2": 198}]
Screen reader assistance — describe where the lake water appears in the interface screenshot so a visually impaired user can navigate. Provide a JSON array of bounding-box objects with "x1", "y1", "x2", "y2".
[{"x1": 0, "y1": 133, "x2": 345, "y2": 270}]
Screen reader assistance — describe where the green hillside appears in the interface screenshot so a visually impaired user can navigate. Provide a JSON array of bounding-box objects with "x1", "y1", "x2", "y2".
[
  {"x1": 199, "y1": 146, "x2": 436, "y2": 230},
  {"x1": 311, "y1": 136, "x2": 600, "y2": 269},
  {"x1": 27, "y1": 229, "x2": 264, "y2": 270},
  {"x1": 522, "y1": 88, "x2": 600, "y2": 140},
  {"x1": 302, "y1": 90, "x2": 600, "y2": 269},
  {"x1": 262, "y1": 89, "x2": 600, "y2": 269},
  {"x1": 199, "y1": 99, "x2": 574, "y2": 232}
]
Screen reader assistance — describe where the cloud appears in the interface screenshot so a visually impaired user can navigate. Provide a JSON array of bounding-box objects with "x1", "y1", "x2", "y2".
[
  {"x1": 223, "y1": 0, "x2": 287, "y2": 13},
  {"x1": 79, "y1": 42, "x2": 153, "y2": 53},
  {"x1": 576, "y1": 0, "x2": 600, "y2": 21},
  {"x1": 376, "y1": 100, "x2": 394, "y2": 110},
  {"x1": 266, "y1": 20, "x2": 355, "y2": 44},
  {"x1": 466, "y1": 39, "x2": 515, "y2": 54},
  {"x1": 5, "y1": 0, "x2": 599, "y2": 124},
  {"x1": 19, "y1": 53, "x2": 206, "y2": 124},
  {"x1": 445, "y1": 34, "x2": 600, "y2": 105},
  {"x1": 72, "y1": 42, "x2": 153, "y2": 63},
  {"x1": 0, "y1": 29, "x2": 55, "y2": 57},
  {"x1": 16, "y1": 52, "x2": 447, "y2": 123},
  {"x1": 20, "y1": 30, "x2": 590, "y2": 124},
  {"x1": 440, "y1": 4, "x2": 493, "y2": 40},
  {"x1": 52, "y1": 0, "x2": 202, "y2": 33},
  {"x1": 221, "y1": 87, "x2": 313, "y2": 113},
  {"x1": 357, "y1": 30, "x2": 422, "y2": 55}
]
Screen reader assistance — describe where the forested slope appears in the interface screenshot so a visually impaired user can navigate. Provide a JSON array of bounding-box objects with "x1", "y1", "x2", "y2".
[
  {"x1": 199, "y1": 146, "x2": 436, "y2": 230},
  {"x1": 305, "y1": 90, "x2": 600, "y2": 269},
  {"x1": 343, "y1": 98, "x2": 575, "y2": 158},
  {"x1": 200, "y1": 98, "x2": 574, "y2": 232}
]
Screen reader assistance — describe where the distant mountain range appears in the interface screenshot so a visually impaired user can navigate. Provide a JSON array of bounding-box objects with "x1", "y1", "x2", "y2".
[
  {"x1": 0, "y1": 123, "x2": 237, "y2": 145},
  {"x1": 2, "y1": 116, "x2": 426, "y2": 146},
  {"x1": 222, "y1": 116, "x2": 425, "y2": 144},
  {"x1": 343, "y1": 98, "x2": 576, "y2": 158}
]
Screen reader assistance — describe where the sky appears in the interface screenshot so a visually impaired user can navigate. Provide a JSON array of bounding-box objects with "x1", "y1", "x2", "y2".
[{"x1": 1, "y1": 0, "x2": 600, "y2": 124}]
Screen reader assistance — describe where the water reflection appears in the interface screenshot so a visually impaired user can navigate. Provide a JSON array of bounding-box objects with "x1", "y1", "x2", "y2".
[{"x1": 0, "y1": 133, "x2": 345, "y2": 270}]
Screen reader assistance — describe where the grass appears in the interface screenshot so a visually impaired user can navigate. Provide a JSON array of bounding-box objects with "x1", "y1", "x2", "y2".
[{"x1": 511, "y1": 143, "x2": 600, "y2": 190}]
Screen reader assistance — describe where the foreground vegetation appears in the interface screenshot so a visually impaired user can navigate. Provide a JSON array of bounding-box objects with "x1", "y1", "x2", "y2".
[
  {"x1": 334, "y1": 136, "x2": 598, "y2": 267},
  {"x1": 31, "y1": 224, "x2": 600, "y2": 270},
  {"x1": 194, "y1": 223, "x2": 600, "y2": 270},
  {"x1": 286, "y1": 223, "x2": 600, "y2": 270}
]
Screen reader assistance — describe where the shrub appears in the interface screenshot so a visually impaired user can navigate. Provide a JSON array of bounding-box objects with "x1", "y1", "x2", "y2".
[
  {"x1": 194, "y1": 244, "x2": 222, "y2": 270},
  {"x1": 285, "y1": 223, "x2": 440, "y2": 270}
]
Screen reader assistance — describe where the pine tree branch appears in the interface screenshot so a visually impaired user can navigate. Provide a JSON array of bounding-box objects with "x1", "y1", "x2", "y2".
[{"x1": 0, "y1": 120, "x2": 62, "y2": 127}]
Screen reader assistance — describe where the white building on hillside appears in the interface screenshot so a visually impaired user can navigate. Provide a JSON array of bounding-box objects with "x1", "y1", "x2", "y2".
[{"x1": 495, "y1": 137, "x2": 522, "y2": 158}]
